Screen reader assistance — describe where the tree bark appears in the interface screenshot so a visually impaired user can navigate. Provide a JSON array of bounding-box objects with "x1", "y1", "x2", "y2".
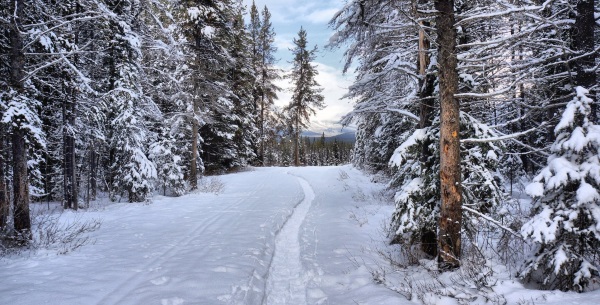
[
  {"x1": 435, "y1": 0, "x2": 462, "y2": 271},
  {"x1": 63, "y1": 2, "x2": 80, "y2": 210},
  {"x1": 294, "y1": 114, "x2": 300, "y2": 166},
  {"x1": 12, "y1": 129, "x2": 31, "y2": 239},
  {"x1": 415, "y1": 0, "x2": 437, "y2": 257},
  {"x1": 190, "y1": 99, "x2": 199, "y2": 190},
  {"x1": 9, "y1": 0, "x2": 32, "y2": 240},
  {"x1": 0, "y1": 126, "x2": 8, "y2": 229},
  {"x1": 63, "y1": 93, "x2": 78, "y2": 210},
  {"x1": 571, "y1": 0, "x2": 596, "y2": 118}
]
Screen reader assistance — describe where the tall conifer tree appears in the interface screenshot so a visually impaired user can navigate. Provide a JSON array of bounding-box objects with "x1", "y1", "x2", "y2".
[{"x1": 285, "y1": 27, "x2": 324, "y2": 167}]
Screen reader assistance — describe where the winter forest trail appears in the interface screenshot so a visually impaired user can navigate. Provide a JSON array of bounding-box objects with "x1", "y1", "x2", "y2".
[
  {"x1": 264, "y1": 177, "x2": 315, "y2": 305},
  {"x1": 0, "y1": 166, "x2": 407, "y2": 305}
]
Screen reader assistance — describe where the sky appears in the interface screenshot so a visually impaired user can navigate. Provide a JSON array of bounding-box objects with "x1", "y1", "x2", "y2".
[{"x1": 241, "y1": 0, "x2": 355, "y2": 135}]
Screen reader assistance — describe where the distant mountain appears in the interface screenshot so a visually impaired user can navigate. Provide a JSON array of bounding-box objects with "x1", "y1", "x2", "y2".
[
  {"x1": 301, "y1": 131, "x2": 356, "y2": 143},
  {"x1": 330, "y1": 132, "x2": 356, "y2": 143},
  {"x1": 301, "y1": 130, "x2": 321, "y2": 137}
]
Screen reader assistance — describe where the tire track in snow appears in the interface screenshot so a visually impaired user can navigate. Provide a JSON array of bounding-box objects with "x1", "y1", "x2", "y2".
[{"x1": 264, "y1": 177, "x2": 315, "y2": 305}]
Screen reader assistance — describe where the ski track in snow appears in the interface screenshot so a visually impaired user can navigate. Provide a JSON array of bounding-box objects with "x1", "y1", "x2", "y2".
[
  {"x1": 264, "y1": 177, "x2": 315, "y2": 305},
  {"x1": 96, "y1": 211, "x2": 221, "y2": 305}
]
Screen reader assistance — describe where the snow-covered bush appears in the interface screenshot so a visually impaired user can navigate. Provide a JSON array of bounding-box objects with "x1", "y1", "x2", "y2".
[
  {"x1": 520, "y1": 87, "x2": 600, "y2": 291},
  {"x1": 149, "y1": 127, "x2": 186, "y2": 197},
  {"x1": 1, "y1": 210, "x2": 101, "y2": 256}
]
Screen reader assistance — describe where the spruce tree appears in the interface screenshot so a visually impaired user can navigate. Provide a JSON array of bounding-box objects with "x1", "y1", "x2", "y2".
[
  {"x1": 249, "y1": 4, "x2": 280, "y2": 165},
  {"x1": 285, "y1": 27, "x2": 324, "y2": 166},
  {"x1": 103, "y1": 0, "x2": 157, "y2": 202},
  {"x1": 521, "y1": 87, "x2": 600, "y2": 292}
]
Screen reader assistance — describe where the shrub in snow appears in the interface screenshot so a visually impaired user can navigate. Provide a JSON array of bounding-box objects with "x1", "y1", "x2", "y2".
[
  {"x1": 520, "y1": 87, "x2": 600, "y2": 292},
  {"x1": 388, "y1": 113, "x2": 504, "y2": 258}
]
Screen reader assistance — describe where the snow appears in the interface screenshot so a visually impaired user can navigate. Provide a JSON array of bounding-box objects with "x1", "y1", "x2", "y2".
[
  {"x1": 0, "y1": 166, "x2": 404, "y2": 305},
  {"x1": 265, "y1": 177, "x2": 313, "y2": 304},
  {"x1": 389, "y1": 128, "x2": 427, "y2": 167},
  {"x1": 2, "y1": 166, "x2": 600, "y2": 305},
  {"x1": 577, "y1": 182, "x2": 599, "y2": 204}
]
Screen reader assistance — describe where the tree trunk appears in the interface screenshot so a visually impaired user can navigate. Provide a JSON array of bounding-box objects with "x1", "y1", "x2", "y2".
[
  {"x1": 190, "y1": 99, "x2": 199, "y2": 190},
  {"x1": 294, "y1": 114, "x2": 300, "y2": 166},
  {"x1": 63, "y1": 96, "x2": 78, "y2": 210},
  {"x1": 89, "y1": 143, "x2": 97, "y2": 201},
  {"x1": 571, "y1": 0, "x2": 596, "y2": 117},
  {"x1": 0, "y1": 126, "x2": 8, "y2": 229},
  {"x1": 435, "y1": 0, "x2": 462, "y2": 271},
  {"x1": 416, "y1": 0, "x2": 438, "y2": 257},
  {"x1": 63, "y1": 3, "x2": 80, "y2": 210},
  {"x1": 12, "y1": 129, "x2": 31, "y2": 240},
  {"x1": 9, "y1": 0, "x2": 32, "y2": 240},
  {"x1": 260, "y1": 91, "x2": 265, "y2": 166}
]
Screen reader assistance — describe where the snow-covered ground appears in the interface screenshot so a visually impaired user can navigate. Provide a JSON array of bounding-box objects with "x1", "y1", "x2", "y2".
[{"x1": 1, "y1": 166, "x2": 599, "y2": 304}]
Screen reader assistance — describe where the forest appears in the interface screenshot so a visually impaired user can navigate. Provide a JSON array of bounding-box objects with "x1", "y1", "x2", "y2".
[
  {"x1": 0, "y1": 0, "x2": 344, "y2": 244},
  {"x1": 0, "y1": 0, "x2": 599, "y2": 299},
  {"x1": 330, "y1": 0, "x2": 599, "y2": 292}
]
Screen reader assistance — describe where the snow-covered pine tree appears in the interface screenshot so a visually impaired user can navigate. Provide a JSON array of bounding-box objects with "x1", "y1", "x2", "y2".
[
  {"x1": 139, "y1": 0, "x2": 187, "y2": 196},
  {"x1": 197, "y1": 0, "x2": 246, "y2": 173},
  {"x1": 388, "y1": 112, "x2": 505, "y2": 257},
  {"x1": 102, "y1": 0, "x2": 157, "y2": 202},
  {"x1": 248, "y1": 3, "x2": 280, "y2": 165},
  {"x1": 148, "y1": 125, "x2": 185, "y2": 196},
  {"x1": 521, "y1": 87, "x2": 600, "y2": 292},
  {"x1": 229, "y1": 3, "x2": 258, "y2": 167},
  {"x1": 329, "y1": 0, "x2": 422, "y2": 172},
  {"x1": 257, "y1": 6, "x2": 280, "y2": 165},
  {"x1": 174, "y1": 0, "x2": 237, "y2": 185},
  {"x1": 0, "y1": 0, "x2": 50, "y2": 240},
  {"x1": 286, "y1": 27, "x2": 324, "y2": 167}
]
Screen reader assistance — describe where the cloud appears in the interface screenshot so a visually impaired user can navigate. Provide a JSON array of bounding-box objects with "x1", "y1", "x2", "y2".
[
  {"x1": 305, "y1": 8, "x2": 339, "y2": 24},
  {"x1": 244, "y1": 0, "x2": 342, "y2": 24},
  {"x1": 274, "y1": 34, "x2": 296, "y2": 53}
]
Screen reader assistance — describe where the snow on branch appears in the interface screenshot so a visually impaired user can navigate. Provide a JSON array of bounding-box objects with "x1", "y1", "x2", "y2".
[
  {"x1": 385, "y1": 108, "x2": 419, "y2": 121},
  {"x1": 463, "y1": 206, "x2": 524, "y2": 240},
  {"x1": 455, "y1": 75, "x2": 526, "y2": 99},
  {"x1": 461, "y1": 122, "x2": 548, "y2": 144},
  {"x1": 343, "y1": 106, "x2": 419, "y2": 122},
  {"x1": 455, "y1": 2, "x2": 548, "y2": 26}
]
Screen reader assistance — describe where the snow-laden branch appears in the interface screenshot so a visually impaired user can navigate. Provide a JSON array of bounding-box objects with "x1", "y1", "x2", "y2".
[
  {"x1": 455, "y1": 74, "x2": 527, "y2": 99},
  {"x1": 455, "y1": 1, "x2": 549, "y2": 26},
  {"x1": 385, "y1": 108, "x2": 419, "y2": 121},
  {"x1": 59, "y1": 54, "x2": 98, "y2": 95},
  {"x1": 508, "y1": 138, "x2": 551, "y2": 157},
  {"x1": 342, "y1": 105, "x2": 420, "y2": 122},
  {"x1": 461, "y1": 122, "x2": 547, "y2": 143},
  {"x1": 23, "y1": 14, "x2": 106, "y2": 50},
  {"x1": 463, "y1": 206, "x2": 524, "y2": 240}
]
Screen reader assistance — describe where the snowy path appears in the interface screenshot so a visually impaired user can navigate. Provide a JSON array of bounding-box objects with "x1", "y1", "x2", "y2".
[
  {"x1": 0, "y1": 166, "x2": 411, "y2": 305},
  {"x1": 264, "y1": 177, "x2": 314, "y2": 305}
]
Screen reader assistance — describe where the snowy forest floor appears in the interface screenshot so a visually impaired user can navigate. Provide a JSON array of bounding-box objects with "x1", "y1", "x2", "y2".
[{"x1": 1, "y1": 166, "x2": 599, "y2": 305}]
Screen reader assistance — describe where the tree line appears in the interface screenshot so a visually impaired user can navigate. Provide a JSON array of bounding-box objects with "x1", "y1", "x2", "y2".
[
  {"x1": 0, "y1": 0, "x2": 326, "y2": 243},
  {"x1": 330, "y1": 0, "x2": 599, "y2": 292}
]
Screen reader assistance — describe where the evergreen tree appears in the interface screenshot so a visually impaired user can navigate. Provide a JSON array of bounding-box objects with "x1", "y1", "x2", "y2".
[
  {"x1": 249, "y1": 3, "x2": 280, "y2": 165},
  {"x1": 521, "y1": 87, "x2": 600, "y2": 292},
  {"x1": 102, "y1": 0, "x2": 157, "y2": 202},
  {"x1": 285, "y1": 27, "x2": 324, "y2": 166},
  {"x1": 1, "y1": 0, "x2": 47, "y2": 240},
  {"x1": 140, "y1": 0, "x2": 187, "y2": 196},
  {"x1": 229, "y1": 4, "x2": 258, "y2": 167},
  {"x1": 174, "y1": 0, "x2": 231, "y2": 187}
]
